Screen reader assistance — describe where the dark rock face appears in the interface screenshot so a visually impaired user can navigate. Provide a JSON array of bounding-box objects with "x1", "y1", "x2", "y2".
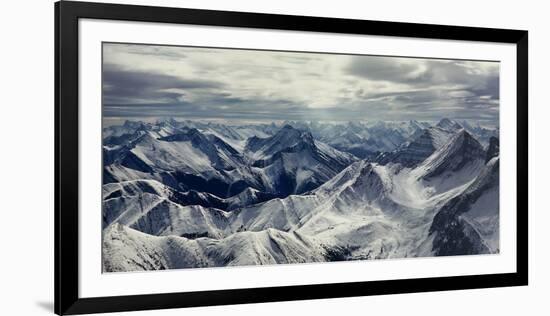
[
  {"x1": 391, "y1": 130, "x2": 436, "y2": 167},
  {"x1": 429, "y1": 158, "x2": 499, "y2": 256},
  {"x1": 104, "y1": 132, "x2": 138, "y2": 146},
  {"x1": 120, "y1": 151, "x2": 154, "y2": 173},
  {"x1": 169, "y1": 171, "x2": 248, "y2": 199},
  {"x1": 375, "y1": 128, "x2": 451, "y2": 168},
  {"x1": 486, "y1": 136, "x2": 500, "y2": 163},
  {"x1": 102, "y1": 169, "x2": 118, "y2": 184},
  {"x1": 158, "y1": 128, "x2": 206, "y2": 143},
  {"x1": 168, "y1": 190, "x2": 228, "y2": 210}
]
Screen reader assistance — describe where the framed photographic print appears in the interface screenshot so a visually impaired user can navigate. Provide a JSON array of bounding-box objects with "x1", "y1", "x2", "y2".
[{"x1": 55, "y1": 1, "x2": 528, "y2": 314}]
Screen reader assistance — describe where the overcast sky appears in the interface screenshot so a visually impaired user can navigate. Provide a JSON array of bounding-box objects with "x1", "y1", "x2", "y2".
[{"x1": 103, "y1": 43, "x2": 499, "y2": 123}]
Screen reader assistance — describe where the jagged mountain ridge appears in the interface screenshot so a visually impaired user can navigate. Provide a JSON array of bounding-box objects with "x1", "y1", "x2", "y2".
[
  {"x1": 429, "y1": 156, "x2": 500, "y2": 255},
  {"x1": 374, "y1": 126, "x2": 455, "y2": 167},
  {"x1": 101, "y1": 118, "x2": 500, "y2": 272},
  {"x1": 103, "y1": 123, "x2": 356, "y2": 202}
]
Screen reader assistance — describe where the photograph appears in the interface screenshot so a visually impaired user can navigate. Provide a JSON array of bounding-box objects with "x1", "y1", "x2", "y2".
[{"x1": 101, "y1": 42, "x2": 501, "y2": 272}]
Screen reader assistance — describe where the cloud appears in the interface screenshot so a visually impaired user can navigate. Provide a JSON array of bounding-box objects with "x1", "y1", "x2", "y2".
[
  {"x1": 347, "y1": 56, "x2": 499, "y2": 96},
  {"x1": 347, "y1": 57, "x2": 422, "y2": 84},
  {"x1": 344, "y1": 56, "x2": 499, "y2": 121},
  {"x1": 107, "y1": 44, "x2": 189, "y2": 60},
  {"x1": 467, "y1": 74, "x2": 499, "y2": 100},
  {"x1": 102, "y1": 43, "x2": 499, "y2": 123},
  {"x1": 102, "y1": 63, "x2": 223, "y2": 104}
]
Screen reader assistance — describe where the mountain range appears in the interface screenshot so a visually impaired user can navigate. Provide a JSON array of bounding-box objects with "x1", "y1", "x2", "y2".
[{"x1": 101, "y1": 118, "x2": 500, "y2": 272}]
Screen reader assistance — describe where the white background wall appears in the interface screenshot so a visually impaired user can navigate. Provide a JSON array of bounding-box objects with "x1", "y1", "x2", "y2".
[{"x1": 0, "y1": 0, "x2": 546, "y2": 315}]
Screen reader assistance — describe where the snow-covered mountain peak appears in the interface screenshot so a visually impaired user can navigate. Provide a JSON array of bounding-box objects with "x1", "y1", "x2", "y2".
[
  {"x1": 243, "y1": 125, "x2": 356, "y2": 195},
  {"x1": 436, "y1": 129, "x2": 484, "y2": 160},
  {"x1": 419, "y1": 129, "x2": 485, "y2": 181},
  {"x1": 245, "y1": 125, "x2": 317, "y2": 160},
  {"x1": 313, "y1": 160, "x2": 369, "y2": 195},
  {"x1": 277, "y1": 124, "x2": 314, "y2": 143},
  {"x1": 159, "y1": 128, "x2": 206, "y2": 143},
  {"x1": 102, "y1": 118, "x2": 499, "y2": 271},
  {"x1": 156, "y1": 117, "x2": 178, "y2": 125},
  {"x1": 436, "y1": 118, "x2": 463, "y2": 132},
  {"x1": 122, "y1": 119, "x2": 146, "y2": 129},
  {"x1": 375, "y1": 126, "x2": 454, "y2": 168},
  {"x1": 346, "y1": 121, "x2": 366, "y2": 132},
  {"x1": 234, "y1": 187, "x2": 260, "y2": 199},
  {"x1": 312, "y1": 160, "x2": 391, "y2": 206}
]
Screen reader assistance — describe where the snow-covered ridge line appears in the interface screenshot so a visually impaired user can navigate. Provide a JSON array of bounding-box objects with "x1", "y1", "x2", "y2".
[{"x1": 102, "y1": 118, "x2": 500, "y2": 272}]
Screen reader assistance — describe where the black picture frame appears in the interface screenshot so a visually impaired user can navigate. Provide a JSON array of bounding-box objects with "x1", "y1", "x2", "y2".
[{"x1": 55, "y1": 1, "x2": 528, "y2": 315}]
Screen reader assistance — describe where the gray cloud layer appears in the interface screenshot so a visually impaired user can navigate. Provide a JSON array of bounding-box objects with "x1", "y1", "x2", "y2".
[{"x1": 103, "y1": 43, "x2": 499, "y2": 123}]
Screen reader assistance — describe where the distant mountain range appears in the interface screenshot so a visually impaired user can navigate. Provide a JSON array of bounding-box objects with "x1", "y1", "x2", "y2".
[{"x1": 102, "y1": 118, "x2": 500, "y2": 272}]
